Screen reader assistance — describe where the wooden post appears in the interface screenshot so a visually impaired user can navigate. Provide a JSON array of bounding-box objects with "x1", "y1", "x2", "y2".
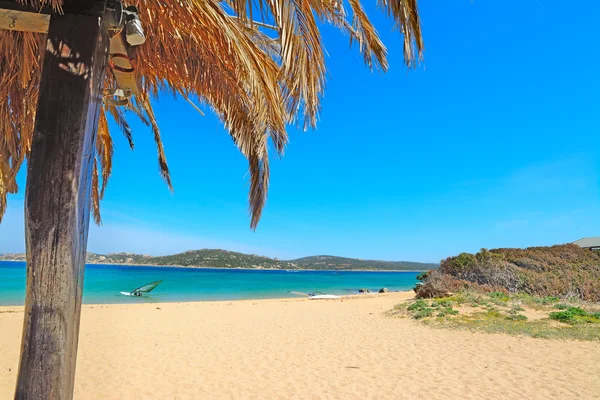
[{"x1": 15, "y1": 9, "x2": 108, "y2": 400}]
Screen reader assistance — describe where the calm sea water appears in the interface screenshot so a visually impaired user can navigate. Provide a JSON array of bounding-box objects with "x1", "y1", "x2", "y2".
[{"x1": 0, "y1": 261, "x2": 418, "y2": 305}]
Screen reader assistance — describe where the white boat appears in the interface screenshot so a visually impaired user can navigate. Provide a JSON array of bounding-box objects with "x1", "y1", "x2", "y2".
[
  {"x1": 120, "y1": 280, "x2": 162, "y2": 297},
  {"x1": 308, "y1": 291, "x2": 340, "y2": 300}
]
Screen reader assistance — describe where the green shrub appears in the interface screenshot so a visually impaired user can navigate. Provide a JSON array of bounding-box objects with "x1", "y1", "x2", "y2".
[
  {"x1": 406, "y1": 299, "x2": 436, "y2": 319},
  {"x1": 488, "y1": 292, "x2": 509, "y2": 301},
  {"x1": 416, "y1": 271, "x2": 430, "y2": 281},
  {"x1": 486, "y1": 309, "x2": 503, "y2": 318},
  {"x1": 406, "y1": 298, "x2": 458, "y2": 320},
  {"x1": 407, "y1": 299, "x2": 429, "y2": 311},
  {"x1": 413, "y1": 308, "x2": 434, "y2": 319},
  {"x1": 490, "y1": 298, "x2": 510, "y2": 307},
  {"x1": 433, "y1": 299, "x2": 453, "y2": 307},
  {"x1": 549, "y1": 308, "x2": 600, "y2": 324},
  {"x1": 567, "y1": 307, "x2": 587, "y2": 316},
  {"x1": 540, "y1": 296, "x2": 560, "y2": 305},
  {"x1": 464, "y1": 293, "x2": 490, "y2": 307},
  {"x1": 553, "y1": 303, "x2": 569, "y2": 310},
  {"x1": 549, "y1": 311, "x2": 574, "y2": 323},
  {"x1": 437, "y1": 307, "x2": 459, "y2": 317},
  {"x1": 506, "y1": 314, "x2": 528, "y2": 321}
]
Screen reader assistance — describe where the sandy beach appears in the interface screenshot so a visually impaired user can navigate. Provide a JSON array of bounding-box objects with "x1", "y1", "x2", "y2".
[{"x1": 1, "y1": 292, "x2": 599, "y2": 399}]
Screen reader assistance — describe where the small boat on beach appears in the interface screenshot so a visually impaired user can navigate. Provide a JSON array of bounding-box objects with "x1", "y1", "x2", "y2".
[
  {"x1": 308, "y1": 291, "x2": 340, "y2": 300},
  {"x1": 287, "y1": 290, "x2": 341, "y2": 299},
  {"x1": 120, "y1": 280, "x2": 163, "y2": 297}
]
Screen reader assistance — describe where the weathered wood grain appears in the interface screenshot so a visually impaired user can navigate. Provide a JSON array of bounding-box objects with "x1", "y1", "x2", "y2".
[
  {"x1": 0, "y1": 9, "x2": 50, "y2": 33},
  {"x1": 15, "y1": 12, "x2": 108, "y2": 400}
]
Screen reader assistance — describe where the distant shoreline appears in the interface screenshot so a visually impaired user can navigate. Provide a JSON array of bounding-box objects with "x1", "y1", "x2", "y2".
[
  {"x1": 0, "y1": 291, "x2": 416, "y2": 309},
  {"x1": 1, "y1": 249, "x2": 439, "y2": 271},
  {"x1": 0, "y1": 259, "x2": 429, "y2": 272}
]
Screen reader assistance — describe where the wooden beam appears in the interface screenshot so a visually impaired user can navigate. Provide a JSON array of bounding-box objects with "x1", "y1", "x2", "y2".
[
  {"x1": 0, "y1": 9, "x2": 50, "y2": 33},
  {"x1": 15, "y1": 11, "x2": 108, "y2": 400},
  {"x1": 0, "y1": 1, "x2": 52, "y2": 14}
]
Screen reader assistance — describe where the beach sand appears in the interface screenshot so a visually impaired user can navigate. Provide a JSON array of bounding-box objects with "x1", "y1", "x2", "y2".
[{"x1": 1, "y1": 292, "x2": 599, "y2": 399}]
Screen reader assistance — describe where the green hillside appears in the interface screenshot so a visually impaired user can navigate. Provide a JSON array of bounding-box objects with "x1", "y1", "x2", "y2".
[
  {"x1": 0, "y1": 249, "x2": 437, "y2": 271},
  {"x1": 292, "y1": 255, "x2": 438, "y2": 271},
  {"x1": 140, "y1": 250, "x2": 285, "y2": 269}
]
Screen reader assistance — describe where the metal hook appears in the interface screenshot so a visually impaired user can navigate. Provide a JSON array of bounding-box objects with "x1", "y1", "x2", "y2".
[{"x1": 9, "y1": 19, "x2": 16, "y2": 29}]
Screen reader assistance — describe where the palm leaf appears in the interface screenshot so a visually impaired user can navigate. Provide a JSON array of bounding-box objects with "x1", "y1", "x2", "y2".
[{"x1": 0, "y1": 0, "x2": 424, "y2": 227}]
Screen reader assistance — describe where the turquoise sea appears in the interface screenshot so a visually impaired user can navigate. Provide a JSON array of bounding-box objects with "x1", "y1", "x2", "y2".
[{"x1": 0, "y1": 261, "x2": 419, "y2": 306}]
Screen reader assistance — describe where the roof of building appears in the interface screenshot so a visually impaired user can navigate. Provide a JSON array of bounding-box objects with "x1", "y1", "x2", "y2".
[{"x1": 572, "y1": 237, "x2": 600, "y2": 248}]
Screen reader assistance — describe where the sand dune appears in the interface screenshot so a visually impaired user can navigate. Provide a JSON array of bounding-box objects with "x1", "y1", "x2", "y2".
[{"x1": 1, "y1": 292, "x2": 599, "y2": 399}]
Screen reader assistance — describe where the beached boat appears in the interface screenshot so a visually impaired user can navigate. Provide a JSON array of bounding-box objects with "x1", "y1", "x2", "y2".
[
  {"x1": 308, "y1": 291, "x2": 340, "y2": 300},
  {"x1": 120, "y1": 280, "x2": 163, "y2": 297}
]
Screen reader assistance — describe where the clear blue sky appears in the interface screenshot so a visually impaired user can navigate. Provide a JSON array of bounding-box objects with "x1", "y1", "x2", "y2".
[{"x1": 1, "y1": 0, "x2": 599, "y2": 262}]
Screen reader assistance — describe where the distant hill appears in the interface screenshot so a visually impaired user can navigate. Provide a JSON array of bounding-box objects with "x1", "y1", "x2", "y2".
[
  {"x1": 292, "y1": 255, "x2": 438, "y2": 271},
  {"x1": 0, "y1": 249, "x2": 437, "y2": 271}
]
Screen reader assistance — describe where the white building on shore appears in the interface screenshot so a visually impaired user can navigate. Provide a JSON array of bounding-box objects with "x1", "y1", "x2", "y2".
[{"x1": 572, "y1": 237, "x2": 600, "y2": 251}]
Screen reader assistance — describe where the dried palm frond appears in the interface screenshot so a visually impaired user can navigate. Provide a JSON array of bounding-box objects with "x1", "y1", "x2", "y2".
[{"x1": 0, "y1": 0, "x2": 424, "y2": 228}]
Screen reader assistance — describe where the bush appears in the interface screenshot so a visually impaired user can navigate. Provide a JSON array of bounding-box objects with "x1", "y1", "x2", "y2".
[
  {"x1": 465, "y1": 293, "x2": 490, "y2": 307},
  {"x1": 433, "y1": 299, "x2": 453, "y2": 307},
  {"x1": 568, "y1": 307, "x2": 588, "y2": 316},
  {"x1": 488, "y1": 291, "x2": 509, "y2": 300},
  {"x1": 553, "y1": 303, "x2": 570, "y2": 310},
  {"x1": 414, "y1": 308, "x2": 434, "y2": 319},
  {"x1": 549, "y1": 307, "x2": 600, "y2": 324},
  {"x1": 540, "y1": 296, "x2": 560, "y2": 305},
  {"x1": 416, "y1": 271, "x2": 430, "y2": 281},
  {"x1": 414, "y1": 271, "x2": 457, "y2": 298},
  {"x1": 429, "y1": 244, "x2": 600, "y2": 301},
  {"x1": 549, "y1": 311, "x2": 574, "y2": 323},
  {"x1": 486, "y1": 309, "x2": 503, "y2": 318},
  {"x1": 406, "y1": 298, "x2": 455, "y2": 319},
  {"x1": 506, "y1": 314, "x2": 528, "y2": 321},
  {"x1": 407, "y1": 299, "x2": 429, "y2": 311},
  {"x1": 437, "y1": 307, "x2": 459, "y2": 317}
]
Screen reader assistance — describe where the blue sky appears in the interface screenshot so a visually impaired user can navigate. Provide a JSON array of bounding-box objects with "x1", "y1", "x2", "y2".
[{"x1": 1, "y1": 0, "x2": 599, "y2": 262}]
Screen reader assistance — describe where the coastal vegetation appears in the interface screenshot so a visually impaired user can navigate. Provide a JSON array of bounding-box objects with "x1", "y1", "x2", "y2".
[
  {"x1": 392, "y1": 244, "x2": 600, "y2": 340},
  {"x1": 391, "y1": 290, "x2": 600, "y2": 341},
  {"x1": 414, "y1": 244, "x2": 600, "y2": 301},
  {"x1": 0, "y1": 250, "x2": 439, "y2": 271}
]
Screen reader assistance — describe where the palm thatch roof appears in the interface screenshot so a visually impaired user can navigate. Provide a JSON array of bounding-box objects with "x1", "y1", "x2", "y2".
[{"x1": 0, "y1": 0, "x2": 423, "y2": 228}]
